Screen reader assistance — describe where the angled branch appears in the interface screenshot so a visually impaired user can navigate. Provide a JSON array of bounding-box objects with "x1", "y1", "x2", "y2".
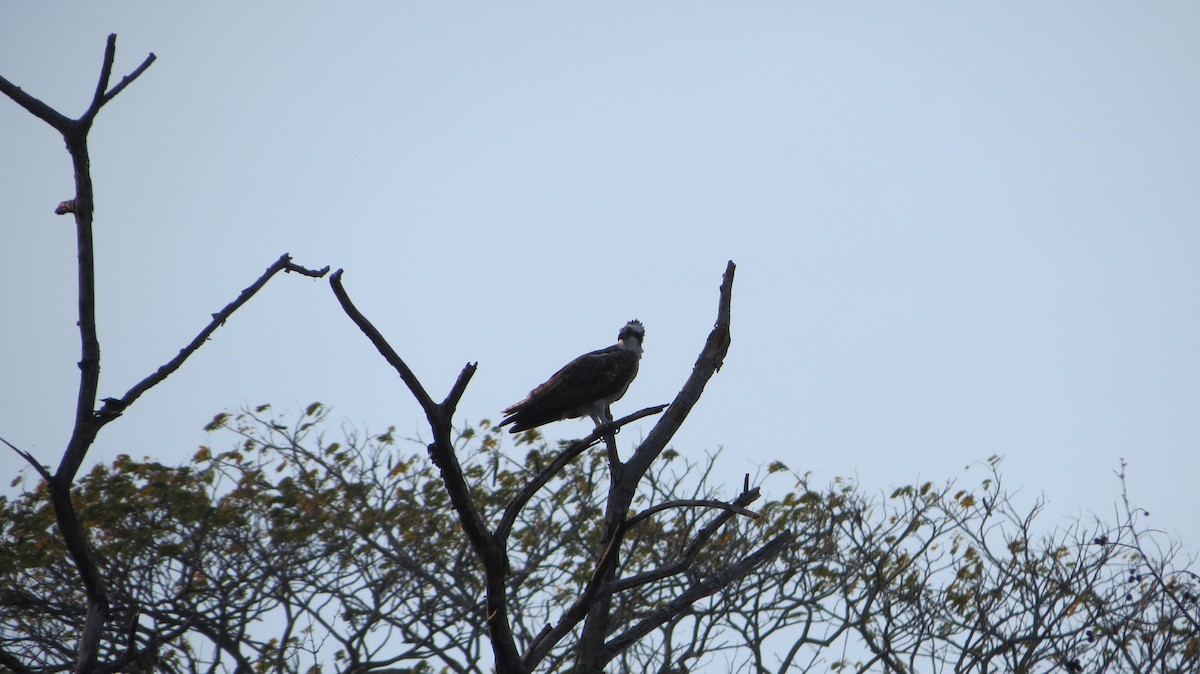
[
  {"x1": 329, "y1": 269, "x2": 438, "y2": 413},
  {"x1": 524, "y1": 518, "x2": 630, "y2": 669},
  {"x1": 572, "y1": 261, "x2": 737, "y2": 672},
  {"x1": 98, "y1": 52, "x2": 156, "y2": 108},
  {"x1": 86, "y1": 35, "x2": 118, "y2": 122},
  {"x1": 329, "y1": 269, "x2": 526, "y2": 673},
  {"x1": 610, "y1": 485, "x2": 763, "y2": 595},
  {"x1": 0, "y1": 73, "x2": 71, "y2": 132},
  {"x1": 442, "y1": 363, "x2": 476, "y2": 414},
  {"x1": 48, "y1": 34, "x2": 157, "y2": 483},
  {"x1": 1, "y1": 33, "x2": 155, "y2": 136},
  {"x1": 93, "y1": 617, "x2": 193, "y2": 674},
  {"x1": 628, "y1": 260, "x2": 734, "y2": 476},
  {"x1": 601, "y1": 530, "x2": 796, "y2": 666},
  {"x1": 328, "y1": 270, "x2": 482, "y2": 538},
  {"x1": 0, "y1": 650, "x2": 34, "y2": 674},
  {"x1": 77, "y1": 34, "x2": 156, "y2": 127},
  {"x1": 496, "y1": 404, "x2": 667, "y2": 542},
  {"x1": 0, "y1": 435, "x2": 52, "y2": 483},
  {"x1": 99, "y1": 254, "x2": 329, "y2": 422},
  {"x1": 1, "y1": 35, "x2": 157, "y2": 674}
]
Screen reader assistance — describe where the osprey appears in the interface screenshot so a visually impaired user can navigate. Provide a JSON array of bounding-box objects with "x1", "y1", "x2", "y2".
[{"x1": 498, "y1": 320, "x2": 645, "y2": 433}]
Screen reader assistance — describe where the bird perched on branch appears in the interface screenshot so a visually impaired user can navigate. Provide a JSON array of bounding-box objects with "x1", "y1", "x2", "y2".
[{"x1": 499, "y1": 320, "x2": 645, "y2": 433}]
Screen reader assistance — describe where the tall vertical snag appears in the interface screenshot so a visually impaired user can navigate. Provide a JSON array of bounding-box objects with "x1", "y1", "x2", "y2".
[{"x1": 1, "y1": 35, "x2": 328, "y2": 674}]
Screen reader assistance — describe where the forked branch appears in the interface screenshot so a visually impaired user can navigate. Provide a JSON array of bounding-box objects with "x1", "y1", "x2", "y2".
[
  {"x1": 1, "y1": 34, "x2": 158, "y2": 674},
  {"x1": 2, "y1": 35, "x2": 326, "y2": 674},
  {"x1": 328, "y1": 269, "x2": 526, "y2": 674},
  {"x1": 0, "y1": 33, "x2": 155, "y2": 136},
  {"x1": 496, "y1": 404, "x2": 667, "y2": 542}
]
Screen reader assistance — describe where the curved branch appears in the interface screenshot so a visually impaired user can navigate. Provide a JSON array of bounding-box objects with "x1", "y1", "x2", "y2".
[
  {"x1": 610, "y1": 485, "x2": 763, "y2": 595},
  {"x1": 626, "y1": 498, "x2": 759, "y2": 529}
]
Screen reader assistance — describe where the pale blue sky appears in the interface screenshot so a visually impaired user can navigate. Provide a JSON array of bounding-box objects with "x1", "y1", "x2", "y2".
[{"x1": 3, "y1": 4, "x2": 1199, "y2": 551}]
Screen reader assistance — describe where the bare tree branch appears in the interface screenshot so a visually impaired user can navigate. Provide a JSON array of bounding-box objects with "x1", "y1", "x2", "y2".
[
  {"x1": 98, "y1": 254, "x2": 330, "y2": 421},
  {"x1": 631, "y1": 260, "x2": 734, "y2": 474},
  {"x1": 611, "y1": 485, "x2": 764, "y2": 596},
  {"x1": 0, "y1": 34, "x2": 158, "y2": 674},
  {"x1": 328, "y1": 269, "x2": 527, "y2": 674},
  {"x1": 328, "y1": 269, "x2": 490, "y2": 553},
  {"x1": 95, "y1": 47, "x2": 157, "y2": 109},
  {"x1": 602, "y1": 531, "x2": 796, "y2": 666},
  {"x1": 328, "y1": 269, "x2": 438, "y2": 413},
  {"x1": 1, "y1": 35, "x2": 329, "y2": 674},
  {"x1": 0, "y1": 436, "x2": 52, "y2": 483},
  {"x1": 496, "y1": 404, "x2": 667, "y2": 543},
  {"x1": 0, "y1": 73, "x2": 71, "y2": 131},
  {"x1": 523, "y1": 519, "x2": 630, "y2": 669},
  {"x1": 625, "y1": 498, "x2": 760, "y2": 529},
  {"x1": 0, "y1": 650, "x2": 35, "y2": 674},
  {"x1": 572, "y1": 261, "x2": 740, "y2": 673}
]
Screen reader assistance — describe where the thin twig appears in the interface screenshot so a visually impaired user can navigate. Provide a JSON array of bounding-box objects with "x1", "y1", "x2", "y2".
[
  {"x1": 88, "y1": 35, "x2": 118, "y2": 116},
  {"x1": 100, "y1": 52, "x2": 157, "y2": 106}
]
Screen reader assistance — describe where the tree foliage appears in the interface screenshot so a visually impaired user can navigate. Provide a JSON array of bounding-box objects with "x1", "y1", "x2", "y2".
[
  {"x1": 0, "y1": 406, "x2": 762, "y2": 673},
  {"x1": 3, "y1": 406, "x2": 1197, "y2": 674}
]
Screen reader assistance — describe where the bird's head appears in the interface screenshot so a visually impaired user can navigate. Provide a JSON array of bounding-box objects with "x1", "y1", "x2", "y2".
[{"x1": 618, "y1": 320, "x2": 645, "y2": 352}]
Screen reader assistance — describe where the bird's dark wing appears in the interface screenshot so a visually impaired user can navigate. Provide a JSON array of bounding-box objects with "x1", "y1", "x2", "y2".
[{"x1": 500, "y1": 346, "x2": 638, "y2": 431}]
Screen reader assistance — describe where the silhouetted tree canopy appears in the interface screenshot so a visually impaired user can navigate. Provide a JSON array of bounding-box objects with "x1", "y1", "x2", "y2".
[{"x1": 3, "y1": 405, "x2": 1197, "y2": 673}]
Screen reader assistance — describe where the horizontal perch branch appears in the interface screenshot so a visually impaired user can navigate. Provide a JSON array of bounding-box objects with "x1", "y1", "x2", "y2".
[{"x1": 626, "y1": 498, "x2": 760, "y2": 529}]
